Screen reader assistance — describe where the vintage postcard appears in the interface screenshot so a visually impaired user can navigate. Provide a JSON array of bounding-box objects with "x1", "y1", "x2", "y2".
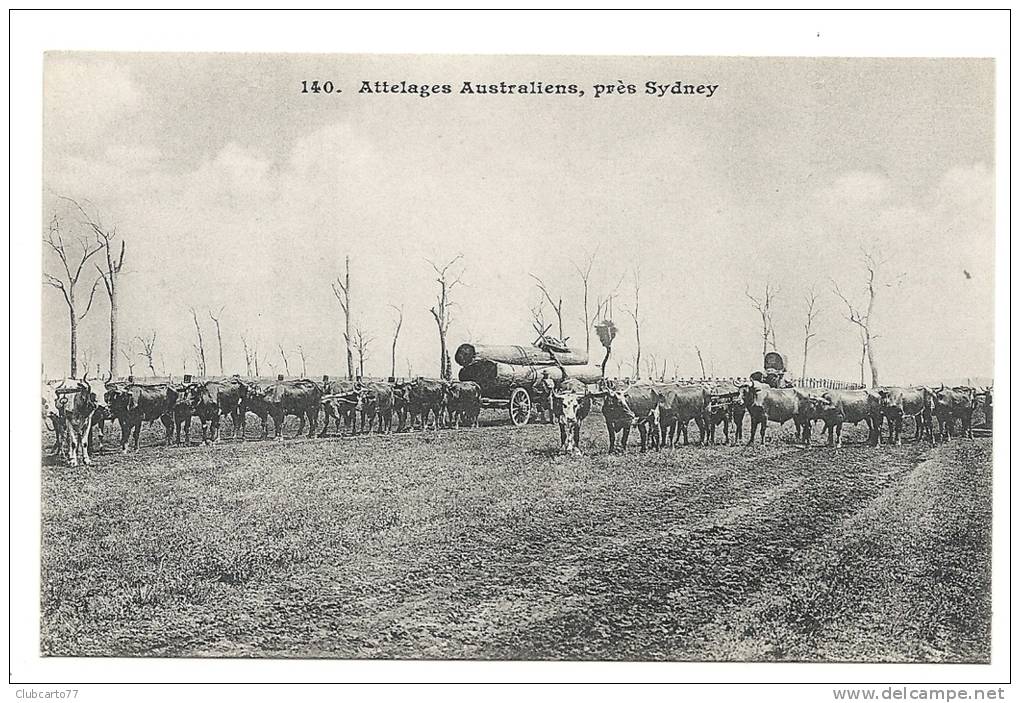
[{"x1": 14, "y1": 12, "x2": 1007, "y2": 693}]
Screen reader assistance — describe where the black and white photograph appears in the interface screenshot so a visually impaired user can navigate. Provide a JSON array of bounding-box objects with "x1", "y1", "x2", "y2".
[{"x1": 9, "y1": 8, "x2": 1011, "y2": 695}]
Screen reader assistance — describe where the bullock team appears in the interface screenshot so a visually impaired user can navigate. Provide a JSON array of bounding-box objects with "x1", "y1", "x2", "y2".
[
  {"x1": 41, "y1": 375, "x2": 484, "y2": 466},
  {"x1": 41, "y1": 371, "x2": 989, "y2": 466},
  {"x1": 587, "y1": 379, "x2": 990, "y2": 454}
]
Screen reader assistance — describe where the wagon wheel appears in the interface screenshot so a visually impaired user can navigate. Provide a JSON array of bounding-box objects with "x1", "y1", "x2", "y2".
[{"x1": 509, "y1": 387, "x2": 532, "y2": 426}]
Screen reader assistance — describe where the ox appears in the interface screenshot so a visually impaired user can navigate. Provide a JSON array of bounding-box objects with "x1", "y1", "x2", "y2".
[
  {"x1": 257, "y1": 379, "x2": 322, "y2": 440},
  {"x1": 318, "y1": 379, "x2": 359, "y2": 437},
  {"x1": 392, "y1": 382, "x2": 411, "y2": 432},
  {"x1": 601, "y1": 384, "x2": 660, "y2": 453},
  {"x1": 705, "y1": 385, "x2": 745, "y2": 446},
  {"x1": 817, "y1": 389, "x2": 883, "y2": 448},
  {"x1": 53, "y1": 378, "x2": 98, "y2": 467},
  {"x1": 740, "y1": 381, "x2": 823, "y2": 446},
  {"x1": 652, "y1": 384, "x2": 709, "y2": 447},
  {"x1": 42, "y1": 381, "x2": 62, "y2": 455},
  {"x1": 358, "y1": 382, "x2": 395, "y2": 434},
  {"x1": 552, "y1": 378, "x2": 592, "y2": 454},
  {"x1": 408, "y1": 378, "x2": 446, "y2": 431},
  {"x1": 181, "y1": 378, "x2": 250, "y2": 444},
  {"x1": 878, "y1": 386, "x2": 934, "y2": 445},
  {"x1": 105, "y1": 383, "x2": 178, "y2": 451},
  {"x1": 445, "y1": 381, "x2": 482, "y2": 429},
  {"x1": 932, "y1": 385, "x2": 977, "y2": 441}
]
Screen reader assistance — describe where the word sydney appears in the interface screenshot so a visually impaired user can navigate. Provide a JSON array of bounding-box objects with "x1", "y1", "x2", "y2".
[{"x1": 594, "y1": 80, "x2": 719, "y2": 98}]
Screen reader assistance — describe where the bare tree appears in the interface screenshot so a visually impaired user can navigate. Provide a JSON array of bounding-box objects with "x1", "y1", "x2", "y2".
[
  {"x1": 695, "y1": 345, "x2": 708, "y2": 379},
  {"x1": 331, "y1": 256, "x2": 354, "y2": 380},
  {"x1": 353, "y1": 325, "x2": 373, "y2": 378},
  {"x1": 800, "y1": 287, "x2": 822, "y2": 380},
  {"x1": 745, "y1": 281, "x2": 780, "y2": 359},
  {"x1": 389, "y1": 304, "x2": 404, "y2": 379},
  {"x1": 530, "y1": 273, "x2": 565, "y2": 341},
  {"x1": 136, "y1": 331, "x2": 157, "y2": 376},
  {"x1": 277, "y1": 344, "x2": 290, "y2": 376},
  {"x1": 80, "y1": 348, "x2": 94, "y2": 379},
  {"x1": 624, "y1": 267, "x2": 642, "y2": 378},
  {"x1": 120, "y1": 346, "x2": 136, "y2": 376},
  {"x1": 427, "y1": 254, "x2": 464, "y2": 380},
  {"x1": 208, "y1": 306, "x2": 225, "y2": 375},
  {"x1": 42, "y1": 213, "x2": 103, "y2": 377},
  {"x1": 297, "y1": 345, "x2": 308, "y2": 376},
  {"x1": 240, "y1": 333, "x2": 255, "y2": 377},
  {"x1": 573, "y1": 248, "x2": 598, "y2": 354},
  {"x1": 189, "y1": 307, "x2": 207, "y2": 376},
  {"x1": 64, "y1": 197, "x2": 126, "y2": 377},
  {"x1": 832, "y1": 251, "x2": 897, "y2": 388}
]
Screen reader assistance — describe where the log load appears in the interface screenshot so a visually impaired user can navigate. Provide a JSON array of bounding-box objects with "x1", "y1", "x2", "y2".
[
  {"x1": 459, "y1": 360, "x2": 603, "y2": 392},
  {"x1": 454, "y1": 343, "x2": 589, "y2": 367}
]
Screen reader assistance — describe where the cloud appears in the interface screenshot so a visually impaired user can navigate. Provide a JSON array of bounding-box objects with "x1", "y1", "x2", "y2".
[
  {"x1": 814, "y1": 170, "x2": 894, "y2": 210},
  {"x1": 44, "y1": 56, "x2": 142, "y2": 153}
]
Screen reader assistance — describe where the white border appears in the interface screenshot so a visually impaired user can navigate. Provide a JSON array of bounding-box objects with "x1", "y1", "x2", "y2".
[{"x1": 7, "y1": 8, "x2": 1012, "y2": 692}]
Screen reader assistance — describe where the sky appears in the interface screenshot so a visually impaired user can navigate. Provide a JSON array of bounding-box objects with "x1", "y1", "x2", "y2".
[{"x1": 41, "y1": 53, "x2": 995, "y2": 385}]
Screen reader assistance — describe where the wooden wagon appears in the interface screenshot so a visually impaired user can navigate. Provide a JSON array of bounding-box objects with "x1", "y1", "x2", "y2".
[{"x1": 456, "y1": 339, "x2": 604, "y2": 427}]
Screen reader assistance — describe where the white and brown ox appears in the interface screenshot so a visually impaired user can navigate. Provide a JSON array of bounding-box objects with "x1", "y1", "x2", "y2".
[
  {"x1": 552, "y1": 378, "x2": 592, "y2": 454},
  {"x1": 53, "y1": 377, "x2": 99, "y2": 467}
]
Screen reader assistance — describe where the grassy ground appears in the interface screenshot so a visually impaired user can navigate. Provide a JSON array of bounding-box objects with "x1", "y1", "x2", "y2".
[{"x1": 40, "y1": 412, "x2": 992, "y2": 661}]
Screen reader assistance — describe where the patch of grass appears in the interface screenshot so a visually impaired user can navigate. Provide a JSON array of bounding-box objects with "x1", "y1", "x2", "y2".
[{"x1": 40, "y1": 413, "x2": 991, "y2": 660}]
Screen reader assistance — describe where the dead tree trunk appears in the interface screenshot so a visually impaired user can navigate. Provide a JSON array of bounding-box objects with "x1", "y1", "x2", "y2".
[
  {"x1": 240, "y1": 334, "x2": 255, "y2": 376},
  {"x1": 745, "y1": 282, "x2": 779, "y2": 360},
  {"x1": 626, "y1": 268, "x2": 641, "y2": 378},
  {"x1": 389, "y1": 304, "x2": 403, "y2": 379},
  {"x1": 64, "y1": 197, "x2": 125, "y2": 377},
  {"x1": 208, "y1": 307, "x2": 225, "y2": 375},
  {"x1": 136, "y1": 331, "x2": 157, "y2": 376},
  {"x1": 695, "y1": 346, "x2": 707, "y2": 379},
  {"x1": 278, "y1": 345, "x2": 290, "y2": 376},
  {"x1": 297, "y1": 345, "x2": 308, "y2": 376},
  {"x1": 427, "y1": 255, "x2": 464, "y2": 381},
  {"x1": 331, "y1": 256, "x2": 354, "y2": 380},
  {"x1": 42, "y1": 212, "x2": 103, "y2": 378},
  {"x1": 833, "y1": 252, "x2": 889, "y2": 389},
  {"x1": 190, "y1": 307, "x2": 207, "y2": 376},
  {"x1": 530, "y1": 273, "x2": 565, "y2": 342},
  {"x1": 801, "y1": 288, "x2": 821, "y2": 380}
]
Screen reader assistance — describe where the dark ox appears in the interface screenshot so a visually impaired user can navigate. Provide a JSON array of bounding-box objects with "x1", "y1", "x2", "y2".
[
  {"x1": 181, "y1": 378, "x2": 250, "y2": 445},
  {"x1": 358, "y1": 382, "x2": 396, "y2": 434},
  {"x1": 318, "y1": 379, "x2": 359, "y2": 437},
  {"x1": 250, "y1": 379, "x2": 322, "y2": 440},
  {"x1": 932, "y1": 385, "x2": 977, "y2": 441},
  {"x1": 601, "y1": 384, "x2": 660, "y2": 453},
  {"x1": 444, "y1": 381, "x2": 482, "y2": 429},
  {"x1": 552, "y1": 378, "x2": 592, "y2": 454},
  {"x1": 878, "y1": 386, "x2": 934, "y2": 446},
  {"x1": 817, "y1": 389, "x2": 883, "y2": 448},
  {"x1": 652, "y1": 383, "x2": 709, "y2": 447},
  {"x1": 105, "y1": 383, "x2": 178, "y2": 451},
  {"x1": 53, "y1": 378, "x2": 98, "y2": 467},
  {"x1": 408, "y1": 378, "x2": 446, "y2": 431},
  {"x1": 705, "y1": 384, "x2": 745, "y2": 445},
  {"x1": 392, "y1": 382, "x2": 411, "y2": 432},
  {"x1": 740, "y1": 381, "x2": 824, "y2": 446}
]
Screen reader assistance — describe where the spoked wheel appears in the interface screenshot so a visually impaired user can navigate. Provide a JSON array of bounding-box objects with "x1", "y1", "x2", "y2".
[{"x1": 509, "y1": 387, "x2": 533, "y2": 426}]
